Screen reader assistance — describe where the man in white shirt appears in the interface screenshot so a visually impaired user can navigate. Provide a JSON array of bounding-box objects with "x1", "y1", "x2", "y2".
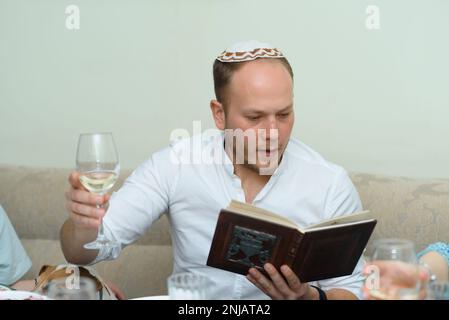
[{"x1": 60, "y1": 41, "x2": 364, "y2": 299}]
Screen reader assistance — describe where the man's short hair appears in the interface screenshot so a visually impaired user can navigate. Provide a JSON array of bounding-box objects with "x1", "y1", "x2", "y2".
[{"x1": 213, "y1": 58, "x2": 294, "y2": 107}]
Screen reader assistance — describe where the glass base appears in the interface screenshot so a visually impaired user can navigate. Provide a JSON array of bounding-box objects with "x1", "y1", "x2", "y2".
[{"x1": 84, "y1": 237, "x2": 120, "y2": 252}]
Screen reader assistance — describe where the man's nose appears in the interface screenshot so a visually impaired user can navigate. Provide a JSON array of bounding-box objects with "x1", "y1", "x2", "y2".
[
  {"x1": 259, "y1": 117, "x2": 279, "y2": 141},
  {"x1": 265, "y1": 115, "x2": 278, "y2": 131}
]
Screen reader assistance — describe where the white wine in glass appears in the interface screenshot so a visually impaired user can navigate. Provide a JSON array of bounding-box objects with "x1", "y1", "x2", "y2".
[
  {"x1": 79, "y1": 171, "x2": 118, "y2": 194},
  {"x1": 76, "y1": 132, "x2": 120, "y2": 251}
]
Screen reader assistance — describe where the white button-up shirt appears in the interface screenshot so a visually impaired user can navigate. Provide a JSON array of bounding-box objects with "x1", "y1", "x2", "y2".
[{"x1": 99, "y1": 130, "x2": 365, "y2": 299}]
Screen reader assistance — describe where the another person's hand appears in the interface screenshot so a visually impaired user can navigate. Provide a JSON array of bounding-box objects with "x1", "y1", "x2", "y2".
[
  {"x1": 246, "y1": 263, "x2": 313, "y2": 300},
  {"x1": 363, "y1": 260, "x2": 429, "y2": 300},
  {"x1": 65, "y1": 172, "x2": 110, "y2": 230},
  {"x1": 11, "y1": 279, "x2": 36, "y2": 291}
]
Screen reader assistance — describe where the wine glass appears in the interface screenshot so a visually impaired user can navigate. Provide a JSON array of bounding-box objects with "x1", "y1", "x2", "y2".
[
  {"x1": 167, "y1": 273, "x2": 211, "y2": 300},
  {"x1": 365, "y1": 238, "x2": 421, "y2": 300},
  {"x1": 427, "y1": 281, "x2": 449, "y2": 300},
  {"x1": 76, "y1": 132, "x2": 120, "y2": 251}
]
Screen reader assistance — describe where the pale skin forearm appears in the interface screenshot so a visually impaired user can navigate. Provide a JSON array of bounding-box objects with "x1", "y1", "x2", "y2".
[{"x1": 60, "y1": 219, "x2": 99, "y2": 265}]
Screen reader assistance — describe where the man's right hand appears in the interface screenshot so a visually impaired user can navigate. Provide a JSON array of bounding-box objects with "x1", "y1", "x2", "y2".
[
  {"x1": 65, "y1": 172, "x2": 111, "y2": 230},
  {"x1": 61, "y1": 171, "x2": 113, "y2": 264}
]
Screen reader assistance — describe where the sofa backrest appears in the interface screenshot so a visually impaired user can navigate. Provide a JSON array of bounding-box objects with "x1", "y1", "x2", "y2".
[
  {"x1": 1, "y1": 165, "x2": 448, "y2": 298},
  {"x1": 351, "y1": 173, "x2": 449, "y2": 253}
]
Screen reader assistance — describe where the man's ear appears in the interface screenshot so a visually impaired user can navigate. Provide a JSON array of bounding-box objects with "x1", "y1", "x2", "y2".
[{"x1": 210, "y1": 99, "x2": 226, "y2": 130}]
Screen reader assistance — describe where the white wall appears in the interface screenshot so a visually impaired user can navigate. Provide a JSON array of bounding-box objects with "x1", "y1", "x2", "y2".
[{"x1": 1, "y1": 0, "x2": 448, "y2": 178}]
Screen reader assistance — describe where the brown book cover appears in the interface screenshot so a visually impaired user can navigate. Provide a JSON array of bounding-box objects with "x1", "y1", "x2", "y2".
[{"x1": 207, "y1": 201, "x2": 377, "y2": 282}]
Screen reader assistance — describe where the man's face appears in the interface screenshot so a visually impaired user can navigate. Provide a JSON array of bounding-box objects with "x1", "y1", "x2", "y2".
[{"x1": 223, "y1": 59, "x2": 294, "y2": 173}]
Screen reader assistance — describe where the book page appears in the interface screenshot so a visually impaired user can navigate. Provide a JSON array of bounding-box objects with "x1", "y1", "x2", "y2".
[
  {"x1": 305, "y1": 218, "x2": 376, "y2": 232},
  {"x1": 227, "y1": 200, "x2": 297, "y2": 228},
  {"x1": 306, "y1": 210, "x2": 373, "y2": 229}
]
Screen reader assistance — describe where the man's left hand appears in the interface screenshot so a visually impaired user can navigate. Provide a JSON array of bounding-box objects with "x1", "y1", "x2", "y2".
[{"x1": 246, "y1": 263, "x2": 316, "y2": 300}]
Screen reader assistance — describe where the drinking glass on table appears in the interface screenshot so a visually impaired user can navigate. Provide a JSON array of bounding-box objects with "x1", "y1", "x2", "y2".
[
  {"x1": 167, "y1": 272, "x2": 211, "y2": 299},
  {"x1": 427, "y1": 281, "x2": 449, "y2": 300},
  {"x1": 364, "y1": 238, "x2": 421, "y2": 300},
  {"x1": 76, "y1": 132, "x2": 120, "y2": 251},
  {"x1": 47, "y1": 277, "x2": 97, "y2": 300}
]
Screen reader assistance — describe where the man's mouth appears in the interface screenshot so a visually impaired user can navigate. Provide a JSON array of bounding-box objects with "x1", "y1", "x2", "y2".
[{"x1": 258, "y1": 149, "x2": 279, "y2": 157}]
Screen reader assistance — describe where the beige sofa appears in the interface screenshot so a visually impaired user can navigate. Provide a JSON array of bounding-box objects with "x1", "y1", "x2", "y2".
[{"x1": 1, "y1": 165, "x2": 448, "y2": 299}]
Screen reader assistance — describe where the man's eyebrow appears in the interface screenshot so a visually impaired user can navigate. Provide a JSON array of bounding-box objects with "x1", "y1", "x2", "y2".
[
  {"x1": 243, "y1": 104, "x2": 293, "y2": 115},
  {"x1": 243, "y1": 109, "x2": 265, "y2": 115},
  {"x1": 277, "y1": 104, "x2": 293, "y2": 113}
]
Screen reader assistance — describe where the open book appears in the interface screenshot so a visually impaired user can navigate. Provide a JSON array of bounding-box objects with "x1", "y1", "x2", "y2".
[{"x1": 207, "y1": 200, "x2": 377, "y2": 282}]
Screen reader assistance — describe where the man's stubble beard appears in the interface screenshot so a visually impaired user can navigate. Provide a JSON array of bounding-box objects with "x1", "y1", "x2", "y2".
[
  {"x1": 223, "y1": 120, "x2": 288, "y2": 175},
  {"x1": 234, "y1": 144, "x2": 285, "y2": 175}
]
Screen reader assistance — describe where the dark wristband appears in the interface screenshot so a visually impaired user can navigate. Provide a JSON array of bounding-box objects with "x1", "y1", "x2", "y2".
[{"x1": 310, "y1": 285, "x2": 327, "y2": 300}]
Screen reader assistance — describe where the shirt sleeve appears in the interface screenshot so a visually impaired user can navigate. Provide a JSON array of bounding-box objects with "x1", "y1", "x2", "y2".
[
  {"x1": 0, "y1": 205, "x2": 32, "y2": 286},
  {"x1": 317, "y1": 168, "x2": 365, "y2": 299},
  {"x1": 91, "y1": 147, "x2": 180, "y2": 264}
]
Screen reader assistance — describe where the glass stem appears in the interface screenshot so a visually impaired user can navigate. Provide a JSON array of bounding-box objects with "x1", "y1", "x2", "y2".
[
  {"x1": 96, "y1": 193, "x2": 106, "y2": 240},
  {"x1": 97, "y1": 204, "x2": 106, "y2": 240}
]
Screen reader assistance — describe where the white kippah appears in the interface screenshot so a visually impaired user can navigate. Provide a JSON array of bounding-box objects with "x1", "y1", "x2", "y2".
[{"x1": 216, "y1": 40, "x2": 284, "y2": 63}]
